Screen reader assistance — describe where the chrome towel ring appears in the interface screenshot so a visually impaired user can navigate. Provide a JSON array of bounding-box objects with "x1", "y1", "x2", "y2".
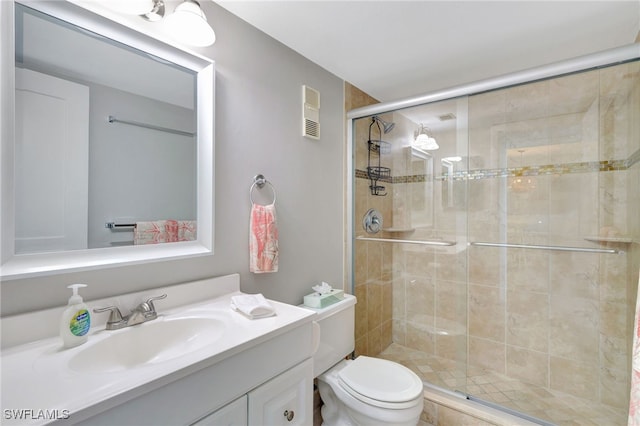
[{"x1": 250, "y1": 174, "x2": 277, "y2": 205}]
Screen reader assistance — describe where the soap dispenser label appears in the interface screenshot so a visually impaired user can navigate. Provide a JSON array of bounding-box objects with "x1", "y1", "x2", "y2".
[{"x1": 69, "y1": 310, "x2": 90, "y2": 336}]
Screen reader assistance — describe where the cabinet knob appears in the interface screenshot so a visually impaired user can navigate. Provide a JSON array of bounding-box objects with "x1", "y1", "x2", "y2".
[{"x1": 283, "y1": 410, "x2": 294, "y2": 421}]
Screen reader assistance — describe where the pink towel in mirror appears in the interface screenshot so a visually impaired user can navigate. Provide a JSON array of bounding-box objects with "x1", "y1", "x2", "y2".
[{"x1": 133, "y1": 220, "x2": 197, "y2": 245}]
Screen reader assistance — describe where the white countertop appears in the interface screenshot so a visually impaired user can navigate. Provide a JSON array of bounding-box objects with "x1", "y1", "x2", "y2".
[{"x1": 1, "y1": 280, "x2": 315, "y2": 425}]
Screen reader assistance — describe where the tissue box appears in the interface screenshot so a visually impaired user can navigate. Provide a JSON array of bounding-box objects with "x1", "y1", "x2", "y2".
[{"x1": 303, "y1": 289, "x2": 344, "y2": 309}]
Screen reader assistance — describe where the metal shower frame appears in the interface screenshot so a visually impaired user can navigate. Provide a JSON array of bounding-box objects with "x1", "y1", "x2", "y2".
[{"x1": 345, "y1": 43, "x2": 640, "y2": 293}]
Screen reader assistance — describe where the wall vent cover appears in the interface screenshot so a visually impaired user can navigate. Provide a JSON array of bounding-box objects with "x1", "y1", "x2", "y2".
[
  {"x1": 303, "y1": 85, "x2": 320, "y2": 140},
  {"x1": 438, "y1": 113, "x2": 457, "y2": 121}
]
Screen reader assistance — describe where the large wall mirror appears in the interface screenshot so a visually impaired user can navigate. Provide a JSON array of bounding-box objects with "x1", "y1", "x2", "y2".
[{"x1": 1, "y1": 0, "x2": 214, "y2": 280}]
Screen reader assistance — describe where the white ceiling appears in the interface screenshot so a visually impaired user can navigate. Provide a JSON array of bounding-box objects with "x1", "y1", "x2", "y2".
[{"x1": 214, "y1": 1, "x2": 640, "y2": 103}]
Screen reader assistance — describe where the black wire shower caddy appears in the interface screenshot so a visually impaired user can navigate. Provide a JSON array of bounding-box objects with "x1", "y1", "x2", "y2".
[{"x1": 367, "y1": 118, "x2": 391, "y2": 196}]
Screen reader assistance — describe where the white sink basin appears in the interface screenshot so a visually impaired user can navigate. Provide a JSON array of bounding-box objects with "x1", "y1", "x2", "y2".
[{"x1": 70, "y1": 316, "x2": 225, "y2": 373}]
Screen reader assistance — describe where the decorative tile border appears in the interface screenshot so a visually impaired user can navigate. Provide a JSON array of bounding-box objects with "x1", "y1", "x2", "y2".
[
  {"x1": 355, "y1": 168, "x2": 393, "y2": 183},
  {"x1": 356, "y1": 148, "x2": 640, "y2": 183}
]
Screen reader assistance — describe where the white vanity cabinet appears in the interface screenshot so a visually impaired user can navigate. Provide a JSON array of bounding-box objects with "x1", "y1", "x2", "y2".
[
  {"x1": 247, "y1": 358, "x2": 313, "y2": 426},
  {"x1": 192, "y1": 395, "x2": 247, "y2": 426},
  {"x1": 193, "y1": 358, "x2": 313, "y2": 426},
  {"x1": 1, "y1": 275, "x2": 317, "y2": 426},
  {"x1": 75, "y1": 320, "x2": 314, "y2": 426}
]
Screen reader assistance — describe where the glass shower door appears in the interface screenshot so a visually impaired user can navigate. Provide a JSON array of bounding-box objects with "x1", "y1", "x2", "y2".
[
  {"x1": 352, "y1": 97, "x2": 470, "y2": 394},
  {"x1": 351, "y1": 59, "x2": 638, "y2": 426},
  {"x1": 464, "y1": 62, "x2": 637, "y2": 424}
]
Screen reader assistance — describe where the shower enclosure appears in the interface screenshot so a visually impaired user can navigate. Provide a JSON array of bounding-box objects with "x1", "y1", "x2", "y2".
[{"x1": 349, "y1": 48, "x2": 639, "y2": 425}]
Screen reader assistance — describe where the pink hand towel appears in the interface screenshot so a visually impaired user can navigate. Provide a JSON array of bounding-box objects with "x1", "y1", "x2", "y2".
[
  {"x1": 249, "y1": 204, "x2": 278, "y2": 273},
  {"x1": 133, "y1": 220, "x2": 196, "y2": 245}
]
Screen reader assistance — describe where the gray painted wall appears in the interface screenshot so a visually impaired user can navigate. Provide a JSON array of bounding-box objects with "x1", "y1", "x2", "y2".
[
  {"x1": 88, "y1": 83, "x2": 196, "y2": 249},
  {"x1": 1, "y1": 2, "x2": 345, "y2": 316}
]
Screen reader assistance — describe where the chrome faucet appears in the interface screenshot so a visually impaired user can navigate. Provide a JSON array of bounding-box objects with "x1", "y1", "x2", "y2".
[{"x1": 94, "y1": 294, "x2": 167, "y2": 330}]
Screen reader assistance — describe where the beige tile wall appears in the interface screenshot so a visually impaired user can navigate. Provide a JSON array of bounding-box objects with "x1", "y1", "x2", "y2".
[
  {"x1": 346, "y1": 83, "x2": 395, "y2": 357},
  {"x1": 465, "y1": 62, "x2": 640, "y2": 411}
]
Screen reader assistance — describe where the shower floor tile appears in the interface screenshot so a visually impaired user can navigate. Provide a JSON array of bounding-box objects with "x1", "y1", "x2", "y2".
[{"x1": 378, "y1": 343, "x2": 626, "y2": 426}]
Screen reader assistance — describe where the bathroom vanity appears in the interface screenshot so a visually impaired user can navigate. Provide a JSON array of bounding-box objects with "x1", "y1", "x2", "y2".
[{"x1": 1, "y1": 274, "x2": 315, "y2": 425}]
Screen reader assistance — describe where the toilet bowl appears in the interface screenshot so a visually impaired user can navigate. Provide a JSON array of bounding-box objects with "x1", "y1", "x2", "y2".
[
  {"x1": 318, "y1": 357, "x2": 424, "y2": 426},
  {"x1": 305, "y1": 295, "x2": 424, "y2": 426}
]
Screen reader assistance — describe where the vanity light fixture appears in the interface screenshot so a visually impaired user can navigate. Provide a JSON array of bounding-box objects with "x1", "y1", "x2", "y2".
[
  {"x1": 103, "y1": 0, "x2": 215, "y2": 47},
  {"x1": 164, "y1": 0, "x2": 216, "y2": 47},
  {"x1": 413, "y1": 124, "x2": 439, "y2": 150},
  {"x1": 141, "y1": 0, "x2": 165, "y2": 22},
  {"x1": 509, "y1": 149, "x2": 537, "y2": 193}
]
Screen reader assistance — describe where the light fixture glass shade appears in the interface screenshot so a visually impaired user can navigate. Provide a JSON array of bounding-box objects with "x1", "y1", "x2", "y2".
[
  {"x1": 103, "y1": 0, "x2": 155, "y2": 15},
  {"x1": 508, "y1": 149, "x2": 536, "y2": 192},
  {"x1": 414, "y1": 125, "x2": 439, "y2": 150},
  {"x1": 415, "y1": 132, "x2": 430, "y2": 145},
  {"x1": 165, "y1": 0, "x2": 216, "y2": 47},
  {"x1": 423, "y1": 137, "x2": 439, "y2": 150}
]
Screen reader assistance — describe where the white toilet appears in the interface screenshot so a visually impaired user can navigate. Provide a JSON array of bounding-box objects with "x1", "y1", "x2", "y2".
[{"x1": 307, "y1": 295, "x2": 424, "y2": 426}]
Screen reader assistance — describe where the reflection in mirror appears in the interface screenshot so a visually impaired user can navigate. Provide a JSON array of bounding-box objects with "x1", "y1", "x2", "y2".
[
  {"x1": 441, "y1": 156, "x2": 463, "y2": 210},
  {"x1": 2, "y1": 1, "x2": 214, "y2": 279},
  {"x1": 15, "y1": 3, "x2": 196, "y2": 254},
  {"x1": 409, "y1": 147, "x2": 434, "y2": 227}
]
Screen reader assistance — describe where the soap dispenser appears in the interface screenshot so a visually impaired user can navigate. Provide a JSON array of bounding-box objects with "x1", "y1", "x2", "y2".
[{"x1": 60, "y1": 284, "x2": 91, "y2": 348}]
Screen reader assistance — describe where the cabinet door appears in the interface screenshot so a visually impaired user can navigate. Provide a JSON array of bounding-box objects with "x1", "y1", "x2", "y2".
[
  {"x1": 248, "y1": 359, "x2": 313, "y2": 426},
  {"x1": 192, "y1": 395, "x2": 247, "y2": 426}
]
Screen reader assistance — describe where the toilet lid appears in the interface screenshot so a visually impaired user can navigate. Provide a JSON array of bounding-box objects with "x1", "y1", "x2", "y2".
[{"x1": 337, "y1": 356, "x2": 423, "y2": 405}]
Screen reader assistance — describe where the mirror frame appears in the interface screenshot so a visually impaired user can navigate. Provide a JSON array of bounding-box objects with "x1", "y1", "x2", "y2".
[{"x1": 0, "y1": 0, "x2": 214, "y2": 280}]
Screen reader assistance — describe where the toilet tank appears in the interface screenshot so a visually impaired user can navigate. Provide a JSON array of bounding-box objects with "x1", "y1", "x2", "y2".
[{"x1": 303, "y1": 294, "x2": 356, "y2": 378}]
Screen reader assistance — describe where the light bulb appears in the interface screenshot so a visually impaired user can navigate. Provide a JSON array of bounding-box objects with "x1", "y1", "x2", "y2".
[{"x1": 165, "y1": 0, "x2": 216, "y2": 47}]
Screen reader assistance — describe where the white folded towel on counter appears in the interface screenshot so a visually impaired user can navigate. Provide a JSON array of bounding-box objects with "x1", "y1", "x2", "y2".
[{"x1": 230, "y1": 293, "x2": 276, "y2": 319}]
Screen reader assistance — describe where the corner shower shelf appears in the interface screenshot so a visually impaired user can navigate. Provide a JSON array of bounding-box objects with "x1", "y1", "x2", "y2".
[
  {"x1": 383, "y1": 227, "x2": 416, "y2": 233},
  {"x1": 470, "y1": 241, "x2": 621, "y2": 254},
  {"x1": 584, "y1": 236, "x2": 633, "y2": 244}
]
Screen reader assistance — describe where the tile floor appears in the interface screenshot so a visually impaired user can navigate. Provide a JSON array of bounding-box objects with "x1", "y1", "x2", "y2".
[{"x1": 378, "y1": 343, "x2": 626, "y2": 426}]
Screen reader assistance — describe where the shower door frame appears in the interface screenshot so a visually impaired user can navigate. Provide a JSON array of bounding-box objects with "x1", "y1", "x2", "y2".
[{"x1": 346, "y1": 43, "x2": 640, "y2": 293}]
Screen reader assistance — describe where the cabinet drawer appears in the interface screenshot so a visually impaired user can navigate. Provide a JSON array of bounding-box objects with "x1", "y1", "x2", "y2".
[{"x1": 192, "y1": 395, "x2": 247, "y2": 426}]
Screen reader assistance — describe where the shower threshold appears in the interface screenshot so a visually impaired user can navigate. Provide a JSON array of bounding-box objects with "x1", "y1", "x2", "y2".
[{"x1": 464, "y1": 392, "x2": 555, "y2": 425}]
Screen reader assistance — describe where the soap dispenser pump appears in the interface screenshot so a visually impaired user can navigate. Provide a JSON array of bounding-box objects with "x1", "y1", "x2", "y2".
[{"x1": 60, "y1": 284, "x2": 91, "y2": 348}]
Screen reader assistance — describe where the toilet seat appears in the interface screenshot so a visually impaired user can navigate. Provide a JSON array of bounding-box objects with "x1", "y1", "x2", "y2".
[{"x1": 336, "y1": 356, "x2": 423, "y2": 409}]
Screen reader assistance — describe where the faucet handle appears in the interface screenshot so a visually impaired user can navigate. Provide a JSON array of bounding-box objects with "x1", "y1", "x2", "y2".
[
  {"x1": 143, "y1": 294, "x2": 167, "y2": 314},
  {"x1": 93, "y1": 306, "x2": 124, "y2": 325}
]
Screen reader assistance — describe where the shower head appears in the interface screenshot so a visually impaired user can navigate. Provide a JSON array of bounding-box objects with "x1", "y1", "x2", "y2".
[{"x1": 372, "y1": 116, "x2": 395, "y2": 134}]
